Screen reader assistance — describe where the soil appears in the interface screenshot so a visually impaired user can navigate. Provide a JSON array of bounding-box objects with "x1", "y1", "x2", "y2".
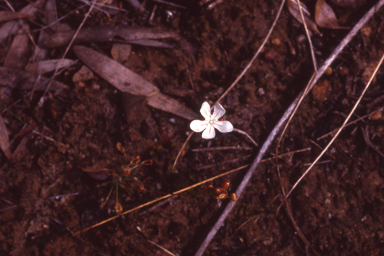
[{"x1": 1, "y1": 0, "x2": 384, "y2": 255}]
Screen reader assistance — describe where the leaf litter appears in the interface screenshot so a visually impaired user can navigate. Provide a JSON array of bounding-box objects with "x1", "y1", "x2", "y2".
[{"x1": 1, "y1": 0, "x2": 384, "y2": 255}]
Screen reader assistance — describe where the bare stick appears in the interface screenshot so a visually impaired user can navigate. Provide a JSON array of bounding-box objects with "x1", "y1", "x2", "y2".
[
  {"x1": 194, "y1": 1, "x2": 384, "y2": 255},
  {"x1": 233, "y1": 128, "x2": 258, "y2": 147},
  {"x1": 4, "y1": 0, "x2": 15, "y2": 12},
  {"x1": 147, "y1": 240, "x2": 176, "y2": 256},
  {"x1": 172, "y1": 131, "x2": 193, "y2": 170},
  {"x1": 295, "y1": 0, "x2": 318, "y2": 71}
]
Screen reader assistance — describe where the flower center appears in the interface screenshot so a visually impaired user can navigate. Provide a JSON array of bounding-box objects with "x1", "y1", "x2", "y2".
[{"x1": 209, "y1": 120, "x2": 214, "y2": 124}]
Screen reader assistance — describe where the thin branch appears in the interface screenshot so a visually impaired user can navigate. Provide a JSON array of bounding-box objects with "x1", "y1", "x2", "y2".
[
  {"x1": 172, "y1": 131, "x2": 193, "y2": 170},
  {"x1": 295, "y1": 0, "x2": 318, "y2": 72},
  {"x1": 233, "y1": 128, "x2": 258, "y2": 147},
  {"x1": 147, "y1": 240, "x2": 176, "y2": 256}
]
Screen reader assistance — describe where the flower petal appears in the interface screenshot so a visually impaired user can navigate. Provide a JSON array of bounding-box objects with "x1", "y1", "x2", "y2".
[
  {"x1": 200, "y1": 101, "x2": 212, "y2": 120},
  {"x1": 190, "y1": 120, "x2": 208, "y2": 132},
  {"x1": 212, "y1": 103, "x2": 226, "y2": 120},
  {"x1": 202, "y1": 124, "x2": 216, "y2": 139},
  {"x1": 213, "y1": 121, "x2": 233, "y2": 133}
]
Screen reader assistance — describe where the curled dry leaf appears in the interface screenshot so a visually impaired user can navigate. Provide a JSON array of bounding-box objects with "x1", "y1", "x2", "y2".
[
  {"x1": 74, "y1": 46, "x2": 199, "y2": 120},
  {"x1": 287, "y1": 0, "x2": 321, "y2": 35},
  {"x1": 315, "y1": 0, "x2": 349, "y2": 29},
  {"x1": 0, "y1": 116, "x2": 12, "y2": 161}
]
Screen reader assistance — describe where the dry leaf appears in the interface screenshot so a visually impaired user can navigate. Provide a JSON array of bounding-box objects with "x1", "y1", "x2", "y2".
[
  {"x1": 146, "y1": 93, "x2": 199, "y2": 121},
  {"x1": 12, "y1": 137, "x2": 30, "y2": 162},
  {"x1": 25, "y1": 59, "x2": 76, "y2": 74},
  {"x1": 0, "y1": 67, "x2": 69, "y2": 91},
  {"x1": 74, "y1": 46, "x2": 159, "y2": 96},
  {"x1": 42, "y1": 26, "x2": 178, "y2": 48},
  {"x1": 287, "y1": 0, "x2": 321, "y2": 35},
  {"x1": 0, "y1": 11, "x2": 32, "y2": 22},
  {"x1": 0, "y1": 115, "x2": 12, "y2": 161},
  {"x1": 111, "y1": 43, "x2": 132, "y2": 63},
  {"x1": 3, "y1": 23, "x2": 30, "y2": 69},
  {"x1": 2, "y1": 22, "x2": 31, "y2": 108},
  {"x1": 315, "y1": 0, "x2": 349, "y2": 29},
  {"x1": 74, "y1": 46, "x2": 198, "y2": 120}
]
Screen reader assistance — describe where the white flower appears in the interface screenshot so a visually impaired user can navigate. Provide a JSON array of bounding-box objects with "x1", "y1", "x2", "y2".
[{"x1": 190, "y1": 101, "x2": 233, "y2": 139}]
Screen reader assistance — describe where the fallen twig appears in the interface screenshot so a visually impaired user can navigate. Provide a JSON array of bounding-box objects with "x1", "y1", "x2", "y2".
[{"x1": 294, "y1": 0, "x2": 318, "y2": 72}]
